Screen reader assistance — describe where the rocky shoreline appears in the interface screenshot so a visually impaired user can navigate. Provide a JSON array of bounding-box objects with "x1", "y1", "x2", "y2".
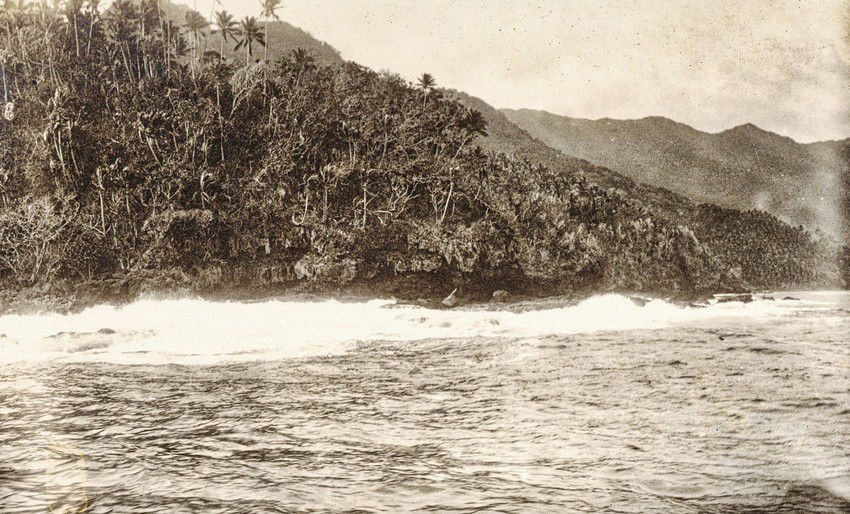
[{"x1": 0, "y1": 267, "x2": 745, "y2": 316}]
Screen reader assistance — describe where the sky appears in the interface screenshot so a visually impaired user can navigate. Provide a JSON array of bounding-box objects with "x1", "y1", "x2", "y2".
[{"x1": 173, "y1": 0, "x2": 849, "y2": 143}]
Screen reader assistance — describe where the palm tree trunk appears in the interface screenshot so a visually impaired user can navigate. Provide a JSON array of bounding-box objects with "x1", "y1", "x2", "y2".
[
  {"x1": 263, "y1": 17, "x2": 268, "y2": 95},
  {"x1": 1, "y1": 61, "x2": 7, "y2": 104},
  {"x1": 217, "y1": 85, "x2": 225, "y2": 161},
  {"x1": 205, "y1": 2, "x2": 215, "y2": 57},
  {"x1": 165, "y1": 2, "x2": 172, "y2": 75},
  {"x1": 73, "y1": 14, "x2": 80, "y2": 58},
  {"x1": 87, "y1": 7, "x2": 97, "y2": 57},
  {"x1": 190, "y1": 30, "x2": 196, "y2": 81}
]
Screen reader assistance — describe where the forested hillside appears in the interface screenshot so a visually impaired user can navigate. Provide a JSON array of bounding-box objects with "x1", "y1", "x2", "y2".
[
  {"x1": 453, "y1": 93, "x2": 847, "y2": 291},
  {"x1": 159, "y1": 0, "x2": 343, "y2": 66},
  {"x1": 451, "y1": 91, "x2": 698, "y2": 224},
  {"x1": 0, "y1": 0, "x2": 845, "y2": 305},
  {"x1": 502, "y1": 109, "x2": 850, "y2": 243}
]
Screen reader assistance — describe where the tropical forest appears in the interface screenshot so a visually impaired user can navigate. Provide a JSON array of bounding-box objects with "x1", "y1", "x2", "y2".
[{"x1": 0, "y1": 0, "x2": 847, "y2": 309}]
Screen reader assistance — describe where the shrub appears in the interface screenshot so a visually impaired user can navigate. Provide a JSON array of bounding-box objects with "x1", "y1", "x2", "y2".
[{"x1": 0, "y1": 196, "x2": 71, "y2": 284}]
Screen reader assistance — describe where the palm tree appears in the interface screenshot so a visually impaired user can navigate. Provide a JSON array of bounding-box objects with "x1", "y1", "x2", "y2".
[
  {"x1": 417, "y1": 72, "x2": 435, "y2": 107},
  {"x1": 235, "y1": 16, "x2": 264, "y2": 65},
  {"x1": 462, "y1": 108, "x2": 488, "y2": 138},
  {"x1": 211, "y1": 11, "x2": 238, "y2": 161},
  {"x1": 290, "y1": 48, "x2": 315, "y2": 70},
  {"x1": 164, "y1": 20, "x2": 188, "y2": 60},
  {"x1": 259, "y1": 0, "x2": 281, "y2": 64},
  {"x1": 135, "y1": 0, "x2": 161, "y2": 78},
  {"x1": 259, "y1": 0, "x2": 281, "y2": 94},
  {"x1": 64, "y1": 0, "x2": 85, "y2": 58},
  {"x1": 84, "y1": 0, "x2": 102, "y2": 57},
  {"x1": 106, "y1": 0, "x2": 140, "y2": 80},
  {"x1": 0, "y1": 52, "x2": 8, "y2": 107},
  {"x1": 0, "y1": 8, "x2": 12, "y2": 90},
  {"x1": 2, "y1": 0, "x2": 34, "y2": 75},
  {"x1": 212, "y1": 10, "x2": 239, "y2": 63},
  {"x1": 184, "y1": 10, "x2": 208, "y2": 62},
  {"x1": 417, "y1": 72, "x2": 436, "y2": 90}
]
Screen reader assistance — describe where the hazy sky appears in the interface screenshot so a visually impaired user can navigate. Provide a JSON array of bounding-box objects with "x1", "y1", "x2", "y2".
[{"x1": 176, "y1": 0, "x2": 849, "y2": 143}]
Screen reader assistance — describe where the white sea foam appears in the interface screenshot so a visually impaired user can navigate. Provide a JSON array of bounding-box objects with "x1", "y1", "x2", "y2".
[{"x1": 0, "y1": 293, "x2": 841, "y2": 365}]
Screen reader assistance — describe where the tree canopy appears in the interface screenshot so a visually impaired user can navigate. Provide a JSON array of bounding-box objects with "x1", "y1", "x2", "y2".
[{"x1": 0, "y1": 0, "x2": 845, "y2": 298}]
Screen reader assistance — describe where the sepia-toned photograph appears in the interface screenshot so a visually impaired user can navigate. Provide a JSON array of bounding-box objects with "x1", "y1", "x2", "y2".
[{"x1": 0, "y1": 0, "x2": 848, "y2": 512}]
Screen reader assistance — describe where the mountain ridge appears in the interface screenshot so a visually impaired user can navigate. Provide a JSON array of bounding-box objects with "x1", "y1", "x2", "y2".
[
  {"x1": 448, "y1": 92, "x2": 699, "y2": 224},
  {"x1": 507, "y1": 110, "x2": 845, "y2": 145},
  {"x1": 502, "y1": 108, "x2": 849, "y2": 242}
]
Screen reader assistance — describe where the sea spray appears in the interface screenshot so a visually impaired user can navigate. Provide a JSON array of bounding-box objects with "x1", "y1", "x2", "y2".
[
  {"x1": 0, "y1": 294, "x2": 832, "y2": 365},
  {"x1": 0, "y1": 293, "x2": 847, "y2": 512}
]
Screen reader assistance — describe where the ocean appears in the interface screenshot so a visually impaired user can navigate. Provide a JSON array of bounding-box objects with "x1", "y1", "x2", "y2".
[{"x1": 0, "y1": 292, "x2": 848, "y2": 513}]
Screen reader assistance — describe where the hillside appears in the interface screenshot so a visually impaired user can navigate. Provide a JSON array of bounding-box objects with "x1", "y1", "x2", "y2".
[
  {"x1": 133, "y1": 0, "x2": 344, "y2": 66},
  {"x1": 449, "y1": 92, "x2": 846, "y2": 290},
  {"x1": 502, "y1": 109, "x2": 849, "y2": 242},
  {"x1": 0, "y1": 0, "x2": 845, "y2": 312},
  {"x1": 448, "y1": 91, "x2": 697, "y2": 223}
]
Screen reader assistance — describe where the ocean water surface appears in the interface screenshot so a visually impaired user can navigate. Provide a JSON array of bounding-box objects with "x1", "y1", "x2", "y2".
[{"x1": 0, "y1": 292, "x2": 848, "y2": 512}]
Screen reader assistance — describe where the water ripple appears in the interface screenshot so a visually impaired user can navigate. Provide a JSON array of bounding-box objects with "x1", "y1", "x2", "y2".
[{"x1": 1, "y1": 297, "x2": 849, "y2": 512}]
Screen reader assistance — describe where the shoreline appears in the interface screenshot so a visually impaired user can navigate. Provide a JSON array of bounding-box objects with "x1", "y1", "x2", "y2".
[{"x1": 0, "y1": 269, "x2": 751, "y2": 316}]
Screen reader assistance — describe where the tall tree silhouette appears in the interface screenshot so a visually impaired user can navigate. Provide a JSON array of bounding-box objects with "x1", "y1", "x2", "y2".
[
  {"x1": 235, "y1": 16, "x2": 264, "y2": 65},
  {"x1": 259, "y1": 0, "x2": 281, "y2": 64},
  {"x1": 259, "y1": 0, "x2": 281, "y2": 94},
  {"x1": 417, "y1": 73, "x2": 436, "y2": 107},
  {"x1": 184, "y1": 9, "x2": 209, "y2": 73},
  {"x1": 212, "y1": 10, "x2": 240, "y2": 63}
]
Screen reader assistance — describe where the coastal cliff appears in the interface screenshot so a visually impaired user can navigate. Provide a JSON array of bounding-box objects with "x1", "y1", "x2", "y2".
[{"x1": 0, "y1": 1, "x2": 845, "y2": 315}]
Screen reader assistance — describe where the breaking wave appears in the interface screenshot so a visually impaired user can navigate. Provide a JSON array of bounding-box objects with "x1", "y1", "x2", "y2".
[{"x1": 0, "y1": 293, "x2": 839, "y2": 365}]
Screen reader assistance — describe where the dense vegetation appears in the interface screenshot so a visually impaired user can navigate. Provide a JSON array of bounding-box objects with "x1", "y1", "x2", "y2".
[
  {"x1": 502, "y1": 109, "x2": 850, "y2": 244},
  {"x1": 689, "y1": 205, "x2": 844, "y2": 290},
  {"x1": 452, "y1": 95, "x2": 849, "y2": 292},
  {"x1": 0, "y1": 0, "x2": 845, "y2": 302}
]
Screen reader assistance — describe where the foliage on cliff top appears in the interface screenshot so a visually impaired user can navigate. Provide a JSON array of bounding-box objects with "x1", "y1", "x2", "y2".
[{"x1": 0, "y1": 0, "x2": 843, "y2": 295}]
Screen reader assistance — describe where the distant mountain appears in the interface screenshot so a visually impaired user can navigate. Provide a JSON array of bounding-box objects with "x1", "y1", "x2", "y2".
[
  {"x1": 156, "y1": 1, "x2": 344, "y2": 65},
  {"x1": 448, "y1": 91, "x2": 697, "y2": 222},
  {"x1": 502, "y1": 109, "x2": 849, "y2": 242}
]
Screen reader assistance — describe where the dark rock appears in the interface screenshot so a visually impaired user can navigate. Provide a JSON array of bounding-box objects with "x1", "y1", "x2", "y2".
[
  {"x1": 717, "y1": 294, "x2": 754, "y2": 304},
  {"x1": 783, "y1": 296, "x2": 800, "y2": 301},
  {"x1": 628, "y1": 296, "x2": 650, "y2": 307},
  {"x1": 97, "y1": 328, "x2": 116, "y2": 335},
  {"x1": 491, "y1": 290, "x2": 510, "y2": 302}
]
